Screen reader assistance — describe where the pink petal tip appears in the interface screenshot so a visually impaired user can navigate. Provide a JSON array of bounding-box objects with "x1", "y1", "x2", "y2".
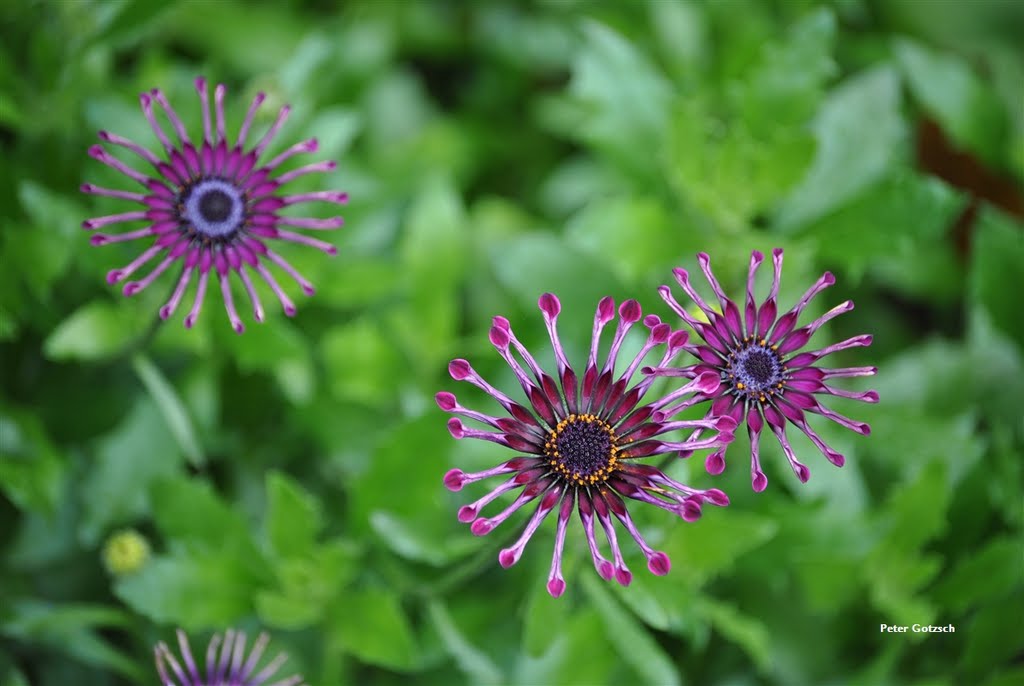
[{"x1": 443, "y1": 469, "x2": 466, "y2": 491}]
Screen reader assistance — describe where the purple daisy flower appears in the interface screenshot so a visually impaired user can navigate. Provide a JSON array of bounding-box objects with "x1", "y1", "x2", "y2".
[
  {"x1": 155, "y1": 628, "x2": 304, "y2": 686},
  {"x1": 437, "y1": 293, "x2": 735, "y2": 597},
  {"x1": 648, "y1": 249, "x2": 878, "y2": 491},
  {"x1": 81, "y1": 77, "x2": 347, "y2": 332}
]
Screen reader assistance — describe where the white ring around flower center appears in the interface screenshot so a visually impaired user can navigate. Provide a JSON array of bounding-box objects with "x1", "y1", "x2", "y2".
[{"x1": 181, "y1": 178, "x2": 245, "y2": 239}]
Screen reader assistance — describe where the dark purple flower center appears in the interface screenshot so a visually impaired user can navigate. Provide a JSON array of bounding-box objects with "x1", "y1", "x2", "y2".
[
  {"x1": 544, "y1": 413, "x2": 619, "y2": 486},
  {"x1": 199, "y1": 188, "x2": 233, "y2": 223},
  {"x1": 179, "y1": 178, "x2": 246, "y2": 240},
  {"x1": 727, "y1": 338, "x2": 784, "y2": 400}
]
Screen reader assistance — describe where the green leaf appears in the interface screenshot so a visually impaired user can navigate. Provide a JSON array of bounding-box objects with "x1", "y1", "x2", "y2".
[
  {"x1": 0, "y1": 304, "x2": 19, "y2": 342},
  {"x1": 264, "y1": 471, "x2": 324, "y2": 559},
  {"x1": 487, "y1": 233, "x2": 624, "y2": 320},
  {"x1": 1, "y1": 601, "x2": 141, "y2": 681},
  {"x1": 475, "y1": 4, "x2": 574, "y2": 70},
  {"x1": 659, "y1": 509, "x2": 779, "y2": 586},
  {"x1": 960, "y1": 594, "x2": 1024, "y2": 679},
  {"x1": 132, "y1": 354, "x2": 204, "y2": 466},
  {"x1": 649, "y1": 0, "x2": 707, "y2": 80},
  {"x1": 522, "y1": 565, "x2": 573, "y2": 656},
  {"x1": 0, "y1": 410, "x2": 64, "y2": 515},
  {"x1": 970, "y1": 207, "x2": 1024, "y2": 349},
  {"x1": 733, "y1": 7, "x2": 837, "y2": 134},
  {"x1": 82, "y1": 95, "x2": 154, "y2": 148},
  {"x1": 776, "y1": 65, "x2": 906, "y2": 230},
  {"x1": 316, "y1": 257, "x2": 401, "y2": 307},
  {"x1": 877, "y1": 459, "x2": 951, "y2": 552},
  {"x1": 78, "y1": 400, "x2": 181, "y2": 545},
  {"x1": 791, "y1": 547, "x2": 865, "y2": 613},
  {"x1": 621, "y1": 567, "x2": 710, "y2": 644},
  {"x1": 582, "y1": 573, "x2": 680, "y2": 686},
  {"x1": 255, "y1": 587, "x2": 321, "y2": 630},
  {"x1": 799, "y1": 171, "x2": 965, "y2": 283},
  {"x1": 12, "y1": 181, "x2": 80, "y2": 301},
  {"x1": 114, "y1": 549, "x2": 263, "y2": 629},
  {"x1": 987, "y1": 420, "x2": 1024, "y2": 529},
  {"x1": 568, "y1": 20, "x2": 672, "y2": 177},
  {"x1": 166, "y1": 1, "x2": 305, "y2": 72},
  {"x1": 363, "y1": 71, "x2": 433, "y2": 156},
  {"x1": 389, "y1": 176, "x2": 468, "y2": 374},
  {"x1": 350, "y1": 415, "x2": 479, "y2": 566},
  {"x1": 869, "y1": 553, "x2": 943, "y2": 630},
  {"x1": 333, "y1": 587, "x2": 417, "y2": 671},
  {"x1": 256, "y1": 539, "x2": 360, "y2": 630},
  {"x1": 84, "y1": 0, "x2": 171, "y2": 45},
  {"x1": 399, "y1": 175, "x2": 468, "y2": 288},
  {"x1": 698, "y1": 599, "x2": 773, "y2": 672},
  {"x1": 2, "y1": 603, "x2": 133, "y2": 634},
  {"x1": 874, "y1": 320, "x2": 1024, "y2": 429},
  {"x1": 277, "y1": 32, "x2": 334, "y2": 93},
  {"x1": 932, "y1": 537, "x2": 1024, "y2": 614},
  {"x1": 255, "y1": 560, "x2": 325, "y2": 629},
  {"x1": 306, "y1": 106, "x2": 361, "y2": 159},
  {"x1": 894, "y1": 38, "x2": 1009, "y2": 166},
  {"x1": 366, "y1": 509, "x2": 480, "y2": 568},
  {"x1": 0, "y1": 664, "x2": 31, "y2": 686},
  {"x1": 216, "y1": 320, "x2": 314, "y2": 405},
  {"x1": 516, "y1": 607, "x2": 620, "y2": 686},
  {"x1": 386, "y1": 294, "x2": 457, "y2": 380},
  {"x1": 984, "y1": 668, "x2": 1024, "y2": 686},
  {"x1": 564, "y1": 195, "x2": 687, "y2": 286},
  {"x1": 149, "y1": 477, "x2": 260, "y2": 559},
  {"x1": 426, "y1": 599, "x2": 503, "y2": 685},
  {"x1": 320, "y1": 317, "x2": 404, "y2": 406},
  {"x1": 43, "y1": 301, "x2": 137, "y2": 361},
  {"x1": 667, "y1": 10, "x2": 833, "y2": 229},
  {"x1": 366, "y1": 512, "x2": 448, "y2": 567},
  {"x1": 865, "y1": 407, "x2": 985, "y2": 488},
  {"x1": 670, "y1": 104, "x2": 816, "y2": 230},
  {"x1": 866, "y1": 461, "x2": 950, "y2": 627}
]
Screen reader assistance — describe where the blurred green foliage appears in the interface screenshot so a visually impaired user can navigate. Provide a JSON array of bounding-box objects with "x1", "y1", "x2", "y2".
[{"x1": 1, "y1": 1, "x2": 1022, "y2": 685}]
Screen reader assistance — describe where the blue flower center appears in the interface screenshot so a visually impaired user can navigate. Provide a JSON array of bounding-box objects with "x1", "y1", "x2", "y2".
[
  {"x1": 544, "y1": 414, "x2": 619, "y2": 486},
  {"x1": 727, "y1": 339, "x2": 784, "y2": 400},
  {"x1": 180, "y1": 178, "x2": 245, "y2": 239}
]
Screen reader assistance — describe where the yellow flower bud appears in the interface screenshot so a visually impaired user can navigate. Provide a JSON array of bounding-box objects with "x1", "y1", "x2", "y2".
[{"x1": 102, "y1": 529, "x2": 150, "y2": 575}]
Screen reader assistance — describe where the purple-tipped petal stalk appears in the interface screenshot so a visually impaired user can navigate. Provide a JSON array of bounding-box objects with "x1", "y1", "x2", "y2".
[
  {"x1": 438, "y1": 294, "x2": 733, "y2": 596},
  {"x1": 652, "y1": 249, "x2": 876, "y2": 490},
  {"x1": 154, "y1": 627, "x2": 305, "y2": 686},
  {"x1": 82, "y1": 76, "x2": 347, "y2": 331}
]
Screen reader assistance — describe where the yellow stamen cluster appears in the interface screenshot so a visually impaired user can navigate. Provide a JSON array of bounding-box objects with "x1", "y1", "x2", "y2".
[{"x1": 543, "y1": 413, "x2": 620, "y2": 487}]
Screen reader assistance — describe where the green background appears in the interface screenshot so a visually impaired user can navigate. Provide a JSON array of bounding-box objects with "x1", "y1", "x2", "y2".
[{"x1": 1, "y1": 0, "x2": 1022, "y2": 684}]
